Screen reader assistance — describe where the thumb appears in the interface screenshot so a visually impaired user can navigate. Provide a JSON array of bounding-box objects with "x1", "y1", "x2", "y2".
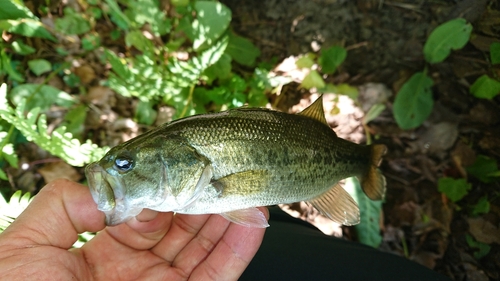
[{"x1": 0, "y1": 179, "x2": 105, "y2": 249}]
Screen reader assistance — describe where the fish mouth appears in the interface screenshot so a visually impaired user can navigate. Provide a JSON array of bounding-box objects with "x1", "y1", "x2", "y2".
[{"x1": 85, "y1": 163, "x2": 141, "y2": 225}]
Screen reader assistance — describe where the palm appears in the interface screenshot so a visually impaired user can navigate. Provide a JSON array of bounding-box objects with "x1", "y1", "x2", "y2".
[{"x1": 0, "y1": 180, "x2": 266, "y2": 281}]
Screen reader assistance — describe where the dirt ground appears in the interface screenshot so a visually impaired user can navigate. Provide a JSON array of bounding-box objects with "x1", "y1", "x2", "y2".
[{"x1": 221, "y1": 0, "x2": 500, "y2": 280}]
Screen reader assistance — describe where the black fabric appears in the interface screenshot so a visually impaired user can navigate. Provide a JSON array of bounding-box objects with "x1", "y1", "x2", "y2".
[{"x1": 241, "y1": 207, "x2": 451, "y2": 281}]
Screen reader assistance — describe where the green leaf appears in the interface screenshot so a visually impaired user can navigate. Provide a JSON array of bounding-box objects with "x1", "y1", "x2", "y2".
[
  {"x1": 470, "y1": 75, "x2": 500, "y2": 99},
  {"x1": 172, "y1": 0, "x2": 190, "y2": 7},
  {"x1": 1, "y1": 143, "x2": 18, "y2": 168},
  {"x1": 344, "y1": 177, "x2": 382, "y2": 248},
  {"x1": 81, "y1": 33, "x2": 101, "y2": 51},
  {"x1": 10, "y1": 84, "x2": 75, "y2": 111},
  {"x1": 105, "y1": 0, "x2": 130, "y2": 30},
  {"x1": 135, "y1": 100, "x2": 157, "y2": 125},
  {"x1": 11, "y1": 40, "x2": 35, "y2": 55},
  {"x1": 319, "y1": 46, "x2": 347, "y2": 74},
  {"x1": 105, "y1": 49, "x2": 132, "y2": 80},
  {"x1": 0, "y1": 50, "x2": 24, "y2": 82},
  {"x1": 490, "y1": 42, "x2": 500, "y2": 65},
  {"x1": 466, "y1": 155, "x2": 499, "y2": 183},
  {"x1": 301, "y1": 70, "x2": 325, "y2": 89},
  {"x1": 125, "y1": 30, "x2": 154, "y2": 53},
  {"x1": 226, "y1": 32, "x2": 260, "y2": 66},
  {"x1": 192, "y1": 1, "x2": 231, "y2": 50},
  {"x1": 471, "y1": 196, "x2": 490, "y2": 216},
  {"x1": 124, "y1": 0, "x2": 171, "y2": 36},
  {"x1": 423, "y1": 18, "x2": 472, "y2": 64},
  {"x1": 363, "y1": 103, "x2": 386, "y2": 124},
  {"x1": 0, "y1": 190, "x2": 32, "y2": 232},
  {"x1": 203, "y1": 53, "x2": 232, "y2": 82},
  {"x1": 54, "y1": 7, "x2": 91, "y2": 35},
  {"x1": 0, "y1": 19, "x2": 56, "y2": 41},
  {"x1": 466, "y1": 234, "x2": 491, "y2": 260},
  {"x1": 295, "y1": 54, "x2": 315, "y2": 69},
  {"x1": 335, "y1": 83, "x2": 359, "y2": 99},
  {"x1": 0, "y1": 0, "x2": 37, "y2": 20},
  {"x1": 28, "y1": 59, "x2": 51, "y2": 76},
  {"x1": 62, "y1": 104, "x2": 87, "y2": 137},
  {"x1": 393, "y1": 72, "x2": 434, "y2": 130},
  {"x1": 438, "y1": 177, "x2": 471, "y2": 202}
]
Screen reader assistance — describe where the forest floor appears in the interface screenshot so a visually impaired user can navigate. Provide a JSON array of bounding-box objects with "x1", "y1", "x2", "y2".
[
  {"x1": 4, "y1": 0, "x2": 500, "y2": 280},
  {"x1": 221, "y1": 0, "x2": 500, "y2": 280}
]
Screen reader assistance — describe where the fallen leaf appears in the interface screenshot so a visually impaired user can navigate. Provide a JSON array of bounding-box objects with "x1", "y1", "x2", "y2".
[
  {"x1": 467, "y1": 217, "x2": 500, "y2": 244},
  {"x1": 38, "y1": 161, "x2": 82, "y2": 183}
]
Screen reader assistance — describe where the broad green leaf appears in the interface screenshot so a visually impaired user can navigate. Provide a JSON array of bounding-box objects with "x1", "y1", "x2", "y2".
[
  {"x1": 0, "y1": 50, "x2": 24, "y2": 82},
  {"x1": 470, "y1": 74, "x2": 500, "y2": 99},
  {"x1": 301, "y1": 70, "x2": 325, "y2": 89},
  {"x1": 466, "y1": 234, "x2": 491, "y2": 260},
  {"x1": 0, "y1": 0, "x2": 37, "y2": 20},
  {"x1": 295, "y1": 55, "x2": 315, "y2": 69},
  {"x1": 10, "y1": 84, "x2": 75, "y2": 111},
  {"x1": 11, "y1": 40, "x2": 35, "y2": 55},
  {"x1": 28, "y1": 59, "x2": 51, "y2": 76},
  {"x1": 466, "y1": 155, "x2": 499, "y2": 183},
  {"x1": 344, "y1": 177, "x2": 382, "y2": 248},
  {"x1": 0, "y1": 19, "x2": 56, "y2": 41},
  {"x1": 192, "y1": 1, "x2": 231, "y2": 50},
  {"x1": 438, "y1": 177, "x2": 471, "y2": 202},
  {"x1": 393, "y1": 72, "x2": 434, "y2": 130},
  {"x1": 490, "y1": 42, "x2": 500, "y2": 65},
  {"x1": 54, "y1": 7, "x2": 91, "y2": 35},
  {"x1": 135, "y1": 100, "x2": 157, "y2": 125},
  {"x1": 423, "y1": 18, "x2": 472, "y2": 64},
  {"x1": 471, "y1": 196, "x2": 490, "y2": 216},
  {"x1": 319, "y1": 46, "x2": 347, "y2": 74},
  {"x1": 226, "y1": 32, "x2": 260, "y2": 66}
]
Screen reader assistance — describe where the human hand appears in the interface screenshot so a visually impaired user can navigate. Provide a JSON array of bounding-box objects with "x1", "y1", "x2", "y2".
[{"x1": 0, "y1": 179, "x2": 267, "y2": 280}]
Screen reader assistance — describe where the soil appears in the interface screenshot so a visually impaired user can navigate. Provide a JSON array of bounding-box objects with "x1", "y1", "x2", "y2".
[{"x1": 221, "y1": 0, "x2": 500, "y2": 280}]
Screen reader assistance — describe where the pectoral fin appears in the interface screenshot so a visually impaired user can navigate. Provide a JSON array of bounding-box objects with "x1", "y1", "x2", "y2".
[
  {"x1": 220, "y1": 208, "x2": 269, "y2": 228},
  {"x1": 307, "y1": 183, "x2": 360, "y2": 226}
]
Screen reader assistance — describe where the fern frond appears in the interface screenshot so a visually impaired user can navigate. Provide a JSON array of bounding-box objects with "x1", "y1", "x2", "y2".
[
  {"x1": 0, "y1": 190, "x2": 32, "y2": 232},
  {"x1": 0, "y1": 83, "x2": 108, "y2": 167}
]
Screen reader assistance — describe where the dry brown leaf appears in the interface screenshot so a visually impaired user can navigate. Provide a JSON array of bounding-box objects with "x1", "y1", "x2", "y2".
[
  {"x1": 38, "y1": 161, "x2": 82, "y2": 183},
  {"x1": 467, "y1": 217, "x2": 500, "y2": 244}
]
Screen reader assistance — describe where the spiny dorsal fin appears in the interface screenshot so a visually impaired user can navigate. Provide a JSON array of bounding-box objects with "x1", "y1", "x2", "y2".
[
  {"x1": 307, "y1": 183, "x2": 360, "y2": 226},
  {"x1": 298, "y1": 95, "x2": 328, "y2": 126}
]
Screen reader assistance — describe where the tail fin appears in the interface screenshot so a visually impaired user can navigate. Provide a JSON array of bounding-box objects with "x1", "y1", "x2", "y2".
[{"x1": 358, "y1": 144, "x2": 387, "y2": 200}]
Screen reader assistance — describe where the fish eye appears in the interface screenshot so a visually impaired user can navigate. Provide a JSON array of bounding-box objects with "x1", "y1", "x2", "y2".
[{"x1": 114, "y1": 156, "x2": 134, "y2": 172}]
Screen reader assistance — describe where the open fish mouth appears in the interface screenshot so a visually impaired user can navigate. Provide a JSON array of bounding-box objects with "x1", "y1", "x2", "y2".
[{"x1": 85, "y1": 163, "x2": 141, "y2": 225}]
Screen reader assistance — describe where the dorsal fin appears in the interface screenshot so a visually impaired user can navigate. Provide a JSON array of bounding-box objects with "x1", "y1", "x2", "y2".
[{"x1": 298, "y1": 95, "x2": 328, "y2": 125}]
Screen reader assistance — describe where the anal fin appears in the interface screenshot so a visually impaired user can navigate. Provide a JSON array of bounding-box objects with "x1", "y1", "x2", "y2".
[
  {"x1": 307, "y1": 183, "x2": 360, "y2": 226},
  {"x1": 220, "y1": 208, "x2": 269, "y2": 228}
]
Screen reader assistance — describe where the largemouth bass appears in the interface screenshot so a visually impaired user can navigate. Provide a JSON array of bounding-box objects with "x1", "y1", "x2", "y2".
[{"x1": 85, "y1": 96, "x2": 386, "y2": 227}]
